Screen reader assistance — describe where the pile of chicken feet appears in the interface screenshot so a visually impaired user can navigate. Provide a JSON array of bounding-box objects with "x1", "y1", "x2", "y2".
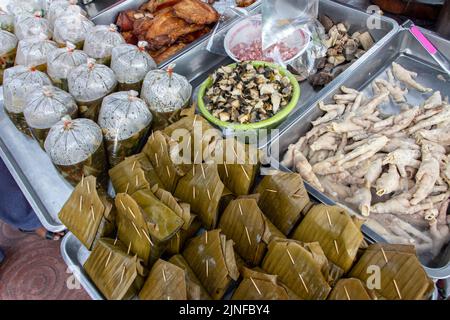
[{"x1": 282, "y1": 62, "x2": 450, "y2": 259}]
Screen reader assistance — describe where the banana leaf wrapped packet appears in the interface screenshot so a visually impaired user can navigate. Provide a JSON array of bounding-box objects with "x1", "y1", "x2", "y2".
[
  {"x1": 98, "y1": 91, "x2": 153, "y2": 167},
  {"x1": 182, "y1": 229, "x2": 240, "y2": 300},
  {"x1": 53, "y1": 13, "x2": 94, "y2": 49},
  {"x1": 219, "y1": 197, "x2": 285, "y2": 266},
  {"x1": 174, "y1": 163, "x2": 234, "y2": 230},
  {"x1": 139, "y1": 259, "x2": 188, "y2": 300},
  {"x1": 47, "y1": 0, "x2": 87, "y2": 29},
  {"x1": 327, "y1": 278, "x2": 373, "y2": 300},
  {"x1": 231, "y1": 268, "x2": 290, "y2": 300},
  {"x1": 44, "y1": 116, "x2": 107, "y2": 186},
  {"x1": 349, "y1": 243, "x2": 434, "y2": 300},
  {"x1": 109, "y1": 153, "x2": 163, "y2": 195},
  {"x1": 255, "y1": 171, "x2": 311, "y2": 235},
  {"x1": 169, "y1": 254, "x2": 211, "y2": 300},
  {"x1": 58, "y1": 176, "x2": 116, "y2": 250},
  {"x1": 13, "y1": 12, "x2": 51, "y2": 40},
  {"x1": 141, "y1": 66, "x2": 192, "y2": 131},
  {"x1": 0, "y1": 30, "x2": 17, "y2": 85},
  {"x1": 47, "y1": 42, "x2": 88, "y2": 91},
  {"x1": 68, "y1": 58, "x2": 117, "y2": 121},
  {"x1": 261, "y1": 239, "x2": 333, "y2": 300},
  {"x1": 3, "y1": 65, "x2": 51, "y2": 135},
  {"x1": 111, "y1": 41, "x2": 156, "y2": 92},
  {"x1": 23, "y1": 85, "x2": 78, "y2": 148},
  {"x1": 15, "y1": 34, "x2": 57, "y2": 72},
  {"x1": 0, "y1": 9, "x2": 14, "y2": 33},
  {"x1": 292, "y1": 204, "x2": 364, "y2": 276},
  {"x1": 83, "y1": 24, "x2": 125, "y2": 66},
  {"x1": 84, "y1": 238, "x2": 147, "y2": 300},
  {"x1": 115, "y1": 191, "x2": 184, "y2": 267}
]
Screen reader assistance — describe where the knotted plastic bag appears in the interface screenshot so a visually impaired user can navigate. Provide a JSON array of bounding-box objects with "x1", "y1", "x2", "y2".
[
  {"x1": 0, "y1": 30, "x2": 18, "y2": 84},
  {"x1": 24, "y1": 85, "x2": 78, "y2": 148},
  {"x1": 68, "y1": 58, "x2": 117, "y2": 121},
  {"x1": 14, "y1": 11, "x2": 51, "y2": 40},
  {"x1": 3, "y1": 65, "x2": 51, "y2": 135},
  {"x1": 0, "y1": 8, "x2": 14, "y2": 33},
  {"x1": 110, "y1": 41, "x2": 157, "y2": 92},
  {"x1": 83, "y1": 24, "x2": 125, "y2": 66},
  {"x1": 7, "y1": 0, "x2": 45, "y2": 17},
  {"x1": 47, "y1": 0, "x2": 87, "y2": 29},
  {"x1": 15, "y1": 34, "x2": 58, "y2": 71},
  {"x1": 98, "y1": 90, "x2": 153, "y2": 167},
  {"x1": 47, "y1": 41, "x2": 88, "y2": 91},
  {"x1": 53, "y1": 13, "x2": 94, "y2": 49},
  {"x1": 44, "y1": 116, "x2": 107, "y2": 186}
]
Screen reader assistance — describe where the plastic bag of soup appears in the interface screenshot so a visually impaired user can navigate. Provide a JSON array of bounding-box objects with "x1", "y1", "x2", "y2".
[
  {"x1": 68, "y1": 58, "x2": 117, "y2": 121},
  {"x1": 14, "y1": 11, "x2": 52, "y2": 40},
  {"x1": 47, "y1": 42, "x2": 88, "y2": 91},
  {"x1": 53, "y1": 13, "x2": 94, "y2": 49},
  {"x1": 24, "y1": 85, "x2": 78, "y2": 148},
  {"x1": 15, "y1": 34, "x2": 58, "y2": 72},
  {"x1": 0, "y1": 30, "x2": 18, "y2": 85},
  {"x1": 0, "y1": 9, "x2": 14, "y2": 33},
  {"x1": 47, "y1": 0, "x2": 87, "y2": 29},
  {"x1": 3, "y1": 65, "x2": 51, "y2": 135},
  {"x1": 7, "y1": 0, "x2": 45, "y2": 17},
  {"x1": 83, "y1": 24, "x2": 125, "y2": 66},
  {"x1": 44, "y1": 116, "x2": 108, "y2": 186},
  {"x1": 98, "y1": 91, "x2": 153, "y2": 167},
  {"x1": 110, "y1": 41, "x2": 157, "y2": 92},
  {"x1": 141, "y1": 65, "x2": 192, "y2": 131}
]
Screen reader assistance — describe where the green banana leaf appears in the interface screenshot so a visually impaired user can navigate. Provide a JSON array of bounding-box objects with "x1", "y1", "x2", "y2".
[
  {"x1": 255, "y1": 171, "x2": 311, "y2": 235},
  {"x1": 169, "y1": 254, "x2": 211, "y2": 300},
  {"x1": 261, "y1": 239, "x2": 332, "y2": 300},
  {"x1": 84, "y1": 238, "x2": 147, "y2": 300},
  {"x1": 349, "y1": 244, "x2": 434, "y2": 300},
  {"x1": 182, "y1": 229, "x2": 239, "y2": 300},
  {"x1": 327, "y1": 278, "x2": 373, "y2": 300},
  {"x1": 218, "y1": 197, "x2": 285, "y2": 266},
  {"x1": 292, "y1": 204, "x2": 364, "y2": 274},
  {"x1": 166, "y1": 219, "x2": 202, "y2": 255},
  {"x1": 109, "y1": 153, "x2": 163, "y2": 195},
  {"x1": 138, "y1": 259, "x2": 187, "y2": 300}
]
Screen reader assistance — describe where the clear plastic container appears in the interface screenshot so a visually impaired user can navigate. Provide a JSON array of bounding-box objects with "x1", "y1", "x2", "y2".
[
  {"x1": 0, "y1": 30, "x2": 18, "y2": 85},
  {"x1": 44, "y1": 116, "x2": 107, "y2": 186},
  {"x1": 67, "y1": 58, "x2": 117, "y2": 121},
  {"x1": 14, "y1": 12, "x2": 51, "y2": 41},
  {"x1": 141, "y1": 65, "x2": 192, "y2": 130},
  {"x1": 24, "y1": 85, "x2": 78, "y2": 148},
  {"x1": 47, "y1": 0, "x2": 87, "y2": 29},
  {"x1": 53, "y1": 13, "x2": 94, "y2": 49},
  {"x1": 47, "y1": 42, "x2": 88, "y2": 91},
  {"x1": 7, "y1": 0, "x2": 45, "y2": 17},
  {"x1": 98, "y1": 90, "x2": 153, "y2": 166},
  {"x1": 15, "y1": 34, "x2": 57, "y2": 71},
  {"x1": 0, "y1": 8, "x2": 14, "y2": 33},
  {"x1": 3, "y1": 65, "x2": 51, "y2": 135},
  {"x1": 110, "y1": 41, "x2": 157, "y2": 92},
  {"x1": 83, "y1": 24, "x2": 125, "y2": 66}
]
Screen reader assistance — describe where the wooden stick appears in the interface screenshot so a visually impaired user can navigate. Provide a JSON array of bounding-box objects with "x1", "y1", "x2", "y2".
[
  {"x1": 238, "y1": 203, "x2": 243, "y2": 216},
  {"x1": 286, "y1": 248, "x2": 295, "y2": 265},
  {"x1": 200, "y1": 164, "x2": 206, "y2": 179},
  {"x1": 266, "y1": 189, "x2": 278, "y2": 193},
  {"x1": 81, "y1": 175, "x2": 84, "y2": 188},
  {"x1": 143, "y1": 230, "x2": 154, "y2": 246},
  {"x1": 131, "y1": 221, "x2": 141, "y2": 238},
  {"x1": 127, "y1": 242, "x2": 131, "y2": 255},
  {"x1": 155, "y1": 153, "x2": 159, "y2": 167},
  {"x1": 119, "y1": 264, "x2": 126, "y2": 285},
  {"x1": 298, "y1": 273, "x2": 309, "y2": 294},
  {"x1": 250, "y1": 277, "x2": 262, "y2": 296},
  {"x1": 127, "y1": 206, "x2": 136, "y2": 219},
  {"x1": 192, "y1": 186, "x2": 196, "y2": 199},
  {"x1": 326, "y1": 210, "x2": 332, "y2": 227},
  {"x1": 125, "y1": 183, "x2": 130, "y2": 194},
  {"x1": 206, "y1": 189, "x2": 211, "y2": 201},
  {"x1": 79, "y1": 196, "x2": 83, "y2": 212},
  {"x1": 393, "y1": 279, "x2": 402, "y2": 299},
  {"x1": 87, "y1": 181, "x2": 91, "y2": 193},
  {"x1": 240, "y1": 165, "x2": 250, "y2": 181},
  {"x1": 119, "y1": 199, "x2": 126, "y2": 210},
  {"x1": 223, "y1": 163, "x2": 229, "y2": 178},
  {"x1": 205, "y1": 259, "x2": 209, "y2": 278},
  {"x1": 333, "y1": 239, "x2": 340, "y2": 255},
  {"x1": 381, "y1": 247, "x2": 389, "y2": 264},
  {"x1": 204, "y1": 231, "x2": 208, "y2": 244},
  {"x1": 105, "y1": 251, "x2": 112, "y2": 268},
  {"x1": 192, "y1": 165, "x2": 195, "y2": 176},
  {"x1": 244, "y1": 226, "x2": 252, "y2": 245},
  {"x1": 135, "y1": 174, "x2": 139, "y2": 186},
  {"x1": 162, "y1": 268, "x2": 167, "y2": 282},
  {"x1": 114, "y1": 236, "x2": 118, "y2": 246},
  {"x1": 166, "y1": 166, "x2": 171, "y2": 178},
  {"x1": 343, "y1": 285, "x2": 351, "y2": 300},
  {"x1": 90, "y1": 205, "x2": 95, "y2": 222},
  {"x1": 132, "y1": 161, "x2": 137, "y2": 171}
]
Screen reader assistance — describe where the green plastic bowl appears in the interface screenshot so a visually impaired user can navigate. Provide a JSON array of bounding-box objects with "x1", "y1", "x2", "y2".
[{"x1": 197, "y1": 61, "x2": 301, "y2": 131}]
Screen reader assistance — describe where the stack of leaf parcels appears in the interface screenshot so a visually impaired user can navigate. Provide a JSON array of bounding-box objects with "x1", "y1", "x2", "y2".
[
  {"x1": 255, "y1": 172, "x2": 310, "y2": 235},
  {"x1": 84, "y1": 238, "x2": 147, "y2": 300},
  {"x1": 182, "y1": 229, "x2": 239, "y2": 300},
  {"x1": 218, "y1": 197, "x2": 285, "y2": 266},
  {"x1": 58, "y1": 176, "x2": 115, "y2": 250},
  {"x1": 327, "y1": 278, "x2": 373, "y2": 300}
]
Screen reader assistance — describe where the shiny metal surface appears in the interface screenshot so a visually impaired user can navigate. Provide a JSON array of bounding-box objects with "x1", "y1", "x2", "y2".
[{"x1": 269, "y1": 26, "x2": 450, "y2": 279}]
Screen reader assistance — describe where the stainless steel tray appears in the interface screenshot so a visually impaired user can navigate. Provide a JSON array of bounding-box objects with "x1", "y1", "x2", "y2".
[{"x1": 268, "y1": 26, "x2": 450, "y2": 279}]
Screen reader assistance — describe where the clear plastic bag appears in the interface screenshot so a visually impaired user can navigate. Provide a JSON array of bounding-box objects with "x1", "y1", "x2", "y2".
[
  {"x1": 141, "y1": 65, "x2": 192, "y2": 130},
  {"x1": 14, "y1": 12, "x2": 52, "y2": 40},
  {"x1": 67, "y1": 58, "x2": 117, "y2": 121},
  {"x1": 47, "y1": 0, "x2": 87, "y2": 29},
  {"x1": 7, "y1": 0, "x2": 45, "y2": 17},
  {"x1": 0, "y1": 30, "x2": 18, "y2": 85},
  {"x1": 110, "y1": 41, "x2": 157, "y2": 92},
  {"x1": 83, "y1": 24, "x2": 125, "y2": 66},
  {"x1": 47, "y1": 42, "x2": 88, "y2": 91},
  {"x1": 44, "y1": 116, "x2": 107, "y2": 186},
  {"x1": 3, "y1": 65, "x2": 51, "y2": 135},
  {"x1": 0, "y1": 8, "x2": 14, "y2": 33},
  {"x1": 53, "y1": 12, "x2": 94, "y2": 49},
  {"x1": 15, "y1": 34, "x2": 58, "y2": 71},
  {"x1": 23, "y1": 85, "x2": 78, "y2": 148},
  {"x1": 98, "y1": 90, "x2": 153, "y2": 167}
]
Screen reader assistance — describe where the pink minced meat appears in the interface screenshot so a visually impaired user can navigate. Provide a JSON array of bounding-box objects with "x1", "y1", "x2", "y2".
[{"x1": 231, "y1": 39, "x2": 298, "y2": 62}]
